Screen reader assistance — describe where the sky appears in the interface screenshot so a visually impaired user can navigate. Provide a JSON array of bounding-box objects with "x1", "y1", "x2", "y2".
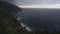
[
  {"x1": 1, "y1": 0, "x2": 60, "y2": 8},
  {"x1": 13, "y1": 0, "x2": 60, "y2": 8},
  {"x1": 13, "y1": 0, "x2": 60, "y2": 5}
]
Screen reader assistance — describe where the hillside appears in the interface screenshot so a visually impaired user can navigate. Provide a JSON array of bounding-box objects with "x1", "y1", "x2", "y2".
[{"x1": 0, "y1": 1, "x2": 31, "y2": 34}]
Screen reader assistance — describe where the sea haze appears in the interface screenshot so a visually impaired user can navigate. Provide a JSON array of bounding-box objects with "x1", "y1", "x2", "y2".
[{"x1": 16, "y1": 8, "x2": 60, "y2": 32}]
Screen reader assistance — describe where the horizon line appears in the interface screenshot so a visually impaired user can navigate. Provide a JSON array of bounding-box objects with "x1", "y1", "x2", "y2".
[{"x1": 18, "y1": 4, "x2": 60, "y2": 8}]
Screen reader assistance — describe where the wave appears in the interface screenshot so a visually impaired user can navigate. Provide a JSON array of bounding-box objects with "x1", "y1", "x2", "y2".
[{"x1": 20, "y1": 23, "x2": 32, "y2": 31}]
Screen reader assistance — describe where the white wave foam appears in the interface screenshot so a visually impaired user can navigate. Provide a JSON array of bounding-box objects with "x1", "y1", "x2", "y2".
[{"x1": 20, "y1": 23, "x2": 32, "y2": 31}]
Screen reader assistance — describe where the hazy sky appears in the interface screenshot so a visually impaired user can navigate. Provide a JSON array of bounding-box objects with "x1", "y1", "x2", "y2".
[
  {"x1": 13, "y1": 0, "x2": 60, "y2": 6},
  {"x1": 1, "y1": 0, "x2": 60, "y2": 5},
  {"x1": 1, "y1": 0, "x2": 60, "y2": 8}
]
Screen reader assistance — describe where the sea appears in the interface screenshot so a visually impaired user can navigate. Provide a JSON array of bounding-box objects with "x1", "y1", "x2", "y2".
[{"x1": 16, "y1": 8, "x2": 60, "y2": 32}]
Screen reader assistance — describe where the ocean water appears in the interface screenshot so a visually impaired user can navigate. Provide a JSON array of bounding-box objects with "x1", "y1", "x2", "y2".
[{"x1": 16, "y1": 8, "x2": 60, "y2": 32}]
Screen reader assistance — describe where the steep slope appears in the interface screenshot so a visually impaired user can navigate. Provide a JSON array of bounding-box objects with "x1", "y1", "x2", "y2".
[{"x1": 0, "y1": 1, "x2": 31, "y2": 34}]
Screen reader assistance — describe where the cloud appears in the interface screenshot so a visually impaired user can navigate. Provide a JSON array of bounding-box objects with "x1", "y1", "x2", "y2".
[
  {"x1": 1, "y1": 0, "x2": 60, "y2": 6},
  {"x1": 19, "y1": 0, "x2": 60, "y2": 6}
]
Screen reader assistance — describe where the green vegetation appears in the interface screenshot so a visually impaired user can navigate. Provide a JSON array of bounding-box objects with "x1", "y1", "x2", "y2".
[
  {"x1": 0, "y1": 17, "x2": 31, "y2": 34},
  {"x1": 0, "y1": 1, "x2": 31, "y2": 34}
]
